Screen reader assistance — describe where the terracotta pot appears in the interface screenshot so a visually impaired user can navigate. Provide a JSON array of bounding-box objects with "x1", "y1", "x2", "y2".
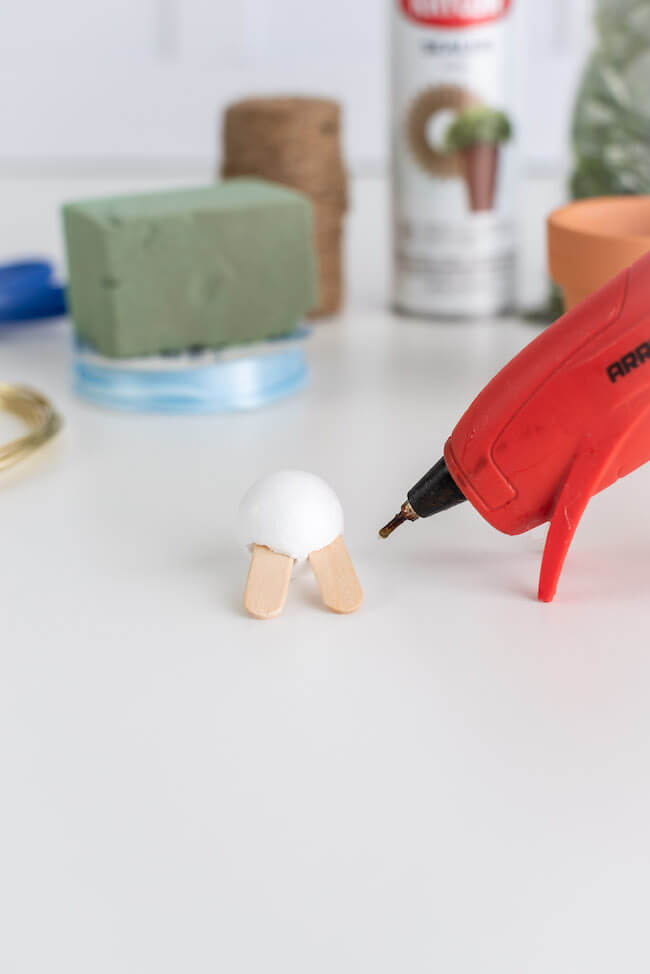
[
  {"x1": 548, "y1": 196, "x2": 650, "y2": 310},
  {"x1": 460, "y1": 143, "x2": 499, "y2": 213}
]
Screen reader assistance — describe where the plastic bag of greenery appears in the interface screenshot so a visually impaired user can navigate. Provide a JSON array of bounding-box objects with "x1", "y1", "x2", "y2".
[
  {"x1": 528, "y1": 0, "x2": 650, "y2": 324},
  {"x1": 572, "y1": 0, "x2": 650, "y2": 199}
]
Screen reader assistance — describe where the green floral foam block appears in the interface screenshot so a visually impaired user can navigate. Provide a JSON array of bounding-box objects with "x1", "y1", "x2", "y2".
[{"x1": 62, "y1": 180, "x2": 318, "y2": 358}]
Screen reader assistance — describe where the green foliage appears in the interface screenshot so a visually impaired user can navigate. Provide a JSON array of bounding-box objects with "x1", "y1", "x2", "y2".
[
  {"x1": 571, "y1": 1, "x2": 650, "y2": 199},
  {"x1": 445, "y1": 106, "x2": 512, "y2": 152}
]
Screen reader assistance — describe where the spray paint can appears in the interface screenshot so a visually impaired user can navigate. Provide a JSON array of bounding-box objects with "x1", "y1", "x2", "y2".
[{"x1": 391, "y1": 0, "x2": 518, "y2": 318}]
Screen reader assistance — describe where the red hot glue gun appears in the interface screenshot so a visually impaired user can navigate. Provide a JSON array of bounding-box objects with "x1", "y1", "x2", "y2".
[{"x1": 380, "y1": 249, "x2": 650, "y2": 602}]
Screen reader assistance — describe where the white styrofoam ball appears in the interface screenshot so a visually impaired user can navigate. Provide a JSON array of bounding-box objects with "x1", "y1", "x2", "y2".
[{"x1": 238, "y1": 470, "x2": 344, "y2": 563}]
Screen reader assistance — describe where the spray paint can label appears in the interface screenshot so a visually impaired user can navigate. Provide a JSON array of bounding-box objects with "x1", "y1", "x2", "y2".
[{"x1": 392, "y1": 0, "x2": 518, "y2": 317}]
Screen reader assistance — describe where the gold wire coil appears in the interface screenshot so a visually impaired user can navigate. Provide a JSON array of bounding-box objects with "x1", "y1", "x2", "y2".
[{"x1": 0, "y1": 383, "x2": 62, "y2": 473}]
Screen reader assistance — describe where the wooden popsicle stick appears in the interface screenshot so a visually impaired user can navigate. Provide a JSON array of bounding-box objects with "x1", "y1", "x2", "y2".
[
  {"x1": 244, "y1": 544, "x2": 294, "y2": 620},
  {"x1": 309, "y1": 535, "x2": 363, "y2": 615}
]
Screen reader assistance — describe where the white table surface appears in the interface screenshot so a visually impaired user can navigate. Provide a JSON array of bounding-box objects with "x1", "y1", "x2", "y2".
[{"x1": 2, "y1": 173, "x2": 650, "y2": 974}]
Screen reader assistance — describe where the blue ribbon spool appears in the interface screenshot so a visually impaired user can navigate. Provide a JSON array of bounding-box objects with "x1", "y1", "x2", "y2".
[{"x1": 73, "y1": 332, "x2": 310, "y2": 414}]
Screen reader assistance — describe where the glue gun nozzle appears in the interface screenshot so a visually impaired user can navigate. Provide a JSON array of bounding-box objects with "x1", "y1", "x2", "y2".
[
  {"x1": 379, "y1": 514, "x2": 405, "y2": 539},
  {"x1": 379, "y1": 502, "x2": 419, "y2": 539}
]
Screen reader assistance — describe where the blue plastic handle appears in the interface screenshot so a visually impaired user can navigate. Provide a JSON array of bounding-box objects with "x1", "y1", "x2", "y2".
[{"x1": 0, "y1": 260, "x2": 66, "y2": 322}]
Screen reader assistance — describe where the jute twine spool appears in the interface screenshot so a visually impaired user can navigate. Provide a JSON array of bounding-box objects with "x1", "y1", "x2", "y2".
[{"x1": 222, "y1": 97, "x2": 347, "y2": 318}]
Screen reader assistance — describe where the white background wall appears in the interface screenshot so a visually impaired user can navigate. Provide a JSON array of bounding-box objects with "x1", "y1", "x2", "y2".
[{"x1": 0, "y1": 0, "x2": 593, "y2": 173}]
